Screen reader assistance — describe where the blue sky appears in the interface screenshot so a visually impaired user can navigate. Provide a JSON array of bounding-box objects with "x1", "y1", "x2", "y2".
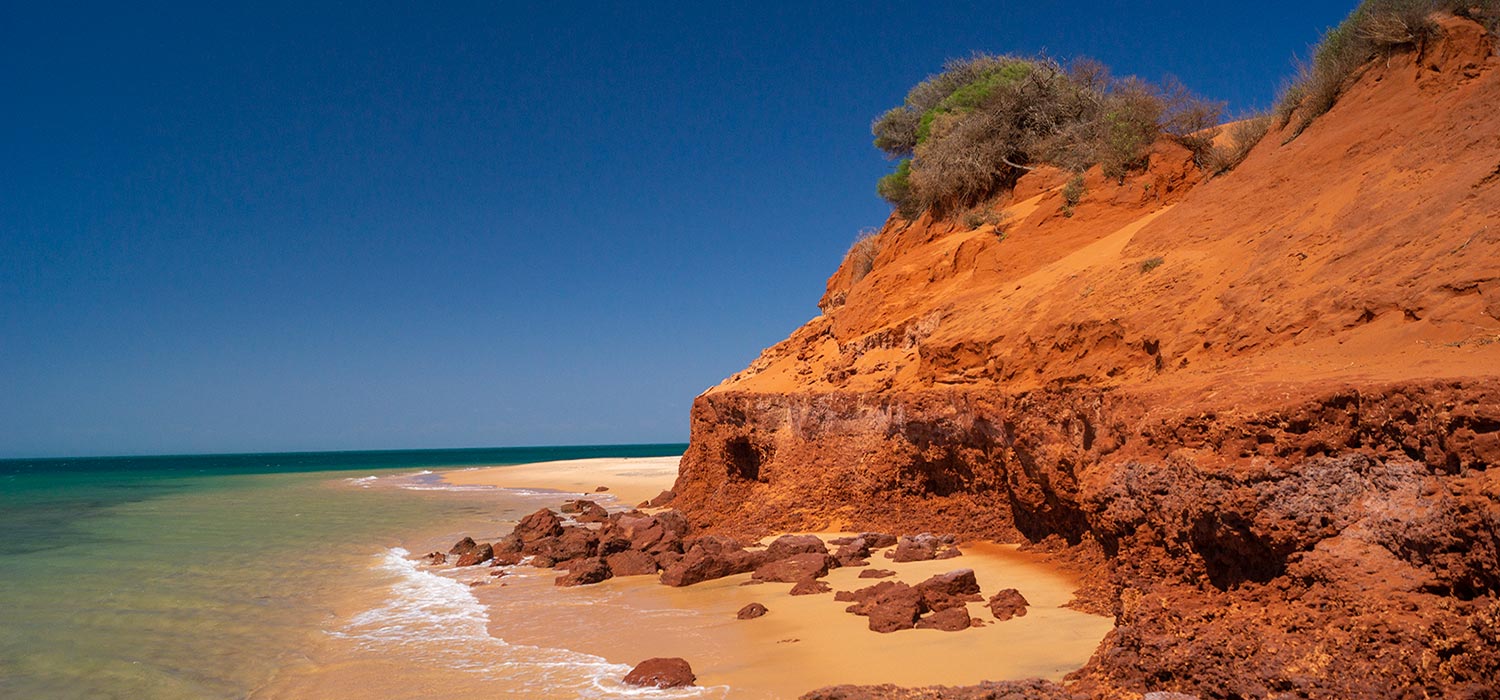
[{"x1": 0, "y1": 1, "x2": 1353, "y2": 457}]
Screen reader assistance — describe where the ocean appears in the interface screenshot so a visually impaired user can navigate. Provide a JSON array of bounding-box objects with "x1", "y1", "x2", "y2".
[{"x1": 0, "y1": 445, "x2": 694, "y2": 699}]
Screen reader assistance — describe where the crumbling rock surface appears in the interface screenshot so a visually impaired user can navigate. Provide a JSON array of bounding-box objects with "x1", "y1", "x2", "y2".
[{"x1": 677, "y1": 19, "x2": 1500, "y2": 700}]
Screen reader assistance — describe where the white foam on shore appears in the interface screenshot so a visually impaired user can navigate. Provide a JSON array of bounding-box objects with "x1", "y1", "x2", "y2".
[{"x1": 334, "y1": 548, "x2": 725, "y2": 698}]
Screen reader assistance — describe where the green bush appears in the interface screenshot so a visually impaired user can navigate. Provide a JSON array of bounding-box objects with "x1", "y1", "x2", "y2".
[
  {"x1": 1139, "y1": 256, "x2": 1165, "y2": 273},
  {"x1": 870, "y1": 53, "x2": 1221, "y2": 216},
  {"x1": 876, "y1": 159, "x2": 918, "y2": 217}
]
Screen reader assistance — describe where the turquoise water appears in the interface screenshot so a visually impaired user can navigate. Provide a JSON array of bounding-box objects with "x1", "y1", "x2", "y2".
[{"x1": 0, "y1": 445, "x2": 684, "y2": 699}]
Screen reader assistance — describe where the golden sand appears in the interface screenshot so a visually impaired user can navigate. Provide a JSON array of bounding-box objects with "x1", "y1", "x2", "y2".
[{"x1": 257, "y1": 457, "x2": 1113, "y2": 699}]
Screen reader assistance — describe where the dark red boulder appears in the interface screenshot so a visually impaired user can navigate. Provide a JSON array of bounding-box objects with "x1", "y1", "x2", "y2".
[
  {"x1": 765, "y1": 534, "x2": 828, "y2": 560},
  {"x1": 891, "y1": 533, "x2": 961, "y2": 562},
  {"x1": 622, "y1": 657, "x2": 696, "y2": 688},
  {"x1": 448, "y1": 536, "x2": 479, "y2": 555},
  {"x1": 843, "y1": 581, "x2": 928, "y2": 633},
  {"x1": 514, "y1": 508, "x2": 564, "y2": 543},
  {"x1": 555, "y1": 557, "x2": 612, "y2": 587},
  {"x1": 421, "y1": 551, "x2": 446, "y2": 565},
  {"x1": 454, "y1": 542, "x2": 494, "y2": 567},
  {"x1": 752, "y1": 552, "x2": 835, "y2": 583},
  {"x1": 915, "y1": 569, "x2": 982, "y2": 611},
  {"x1": 646, "y1": 489, "x2": 676, "y2": 507},
  {"x1": 859, "y1": 569, "x2": 897, "y2": 579},
  {"x1": 737, "y1": 602, "x2": 769, "y2": 619},
  {"x1": 915, "y1": 607, "x2": 973, "y2": 632},
  {"x1": 605, "y1": 550, "x2": 658, "y2": 576},
  {"x1": 660, "y1": 536, "x2": 762, "y2": 587},
  {"x1": 987, "y1": 588, "x2": 1030, "y2": 621}
]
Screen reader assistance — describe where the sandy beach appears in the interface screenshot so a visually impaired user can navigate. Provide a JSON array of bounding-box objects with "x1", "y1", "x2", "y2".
[
  {"x1": 257, "y1": 455, "x2": 1113, "y2": 698},
  {"x1": 446, "y1": 456, "x2": 1112, "y2": 696},
  {"x1": 442, "y1": 455, "x2": 683, "y2": 507}
]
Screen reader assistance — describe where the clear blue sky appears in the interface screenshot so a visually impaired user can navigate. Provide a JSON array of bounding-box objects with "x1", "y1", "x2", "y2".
[{"x1": 1, "y1": 1, "x2": 1353, "y2": 457}]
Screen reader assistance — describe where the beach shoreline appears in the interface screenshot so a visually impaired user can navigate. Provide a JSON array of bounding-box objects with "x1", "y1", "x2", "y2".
[{"x1": 425, "y1": 456, "x2": 1112, "y2": 697}]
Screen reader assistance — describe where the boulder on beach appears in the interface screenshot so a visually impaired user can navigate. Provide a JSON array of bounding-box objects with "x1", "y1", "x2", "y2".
[
  {"x1": 842, "y1": 581, "x2": 928, "y2": 633},
  {"x1": 605, "y1": 550, "x2": 658, "y2": 576},
  {"x1": 915, "y1": 606, "x2": 973, "y2": 632},
  {"x1": 514, "y1": 508, "x2": 564, "y2": 543},
  {"x1": 448, "y1": 536, "x2": 479, "y2": 556},
  {"x1": 765, "y1": 534, "x2": 828, "y2": 560},
  {"x1": 890, "y1": 534, "x2": 961, "y2": 562},
  {"x1": 646, "y1": 489, "x2": 676, "y2": 507},
  {"x1": 555, "y1": 557, "x2": 612, "y2": 587},
  {"x1": 834, "y1": 537, "x2": 872, "y2": 565},
  {"x1": 858, "y1": 569, "x2": 897, "y2": 579},
  {"x1": 421, "y1": 551, "x2": 446, "y2": 565},
  {"x1": 454, "y1": 543, "x2": 494, "y2": 567},
  {"x1": 752, "y1": 552, "x2": 835, "y2": 583},
  {"x1": 659, "y1": 536, "x2": 764, "y2": 587},
  {"x1": 594, "y1": 485, "x2": 609, "y2": 492},
  {"x1": 987, "y1": 588, "x2": 1029, "y2": 621},
  {"x1": 915, "y1": 569, "x2": 982, "y2": 611},
  {"x1": 622, "y1": 657, "x2": 696, "y2": 688},
  {"x1": 737, "y1": 602, "x2": 769, "y2": 619}
]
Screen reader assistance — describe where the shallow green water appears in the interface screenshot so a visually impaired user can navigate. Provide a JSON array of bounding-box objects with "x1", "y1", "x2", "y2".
[{"x1": 0, "y1": 445, "x2": 683, "y2": 699}]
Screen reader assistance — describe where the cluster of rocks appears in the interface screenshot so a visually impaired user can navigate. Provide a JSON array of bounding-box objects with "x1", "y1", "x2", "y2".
[
  {"x1": 434, "y1": 505, "x2": 964, "y2": 593},
  {"x1": 435, "y1": 508, "x2": 1026, "y2": 634},
  {"x1": 833, "y1": 568, "x2": 1027, "y2": 633}
]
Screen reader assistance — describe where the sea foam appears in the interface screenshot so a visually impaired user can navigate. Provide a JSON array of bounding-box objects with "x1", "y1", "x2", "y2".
[{"x1": 335, "y1": 548, "x2": 724, "y2": 698}]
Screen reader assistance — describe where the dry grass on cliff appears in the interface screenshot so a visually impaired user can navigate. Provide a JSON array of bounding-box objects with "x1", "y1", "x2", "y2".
[
  {"x1": 847, "y1": 227, "x2": 883, "y2": 282},
  {"x1": 1277, "y1": 0, "x2": 1500, "y2": 138}
]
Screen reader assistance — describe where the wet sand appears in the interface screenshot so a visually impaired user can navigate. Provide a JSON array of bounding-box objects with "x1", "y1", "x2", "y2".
[{"x1": 258, "y1": 457, "x2": 1113, "y2": 699}]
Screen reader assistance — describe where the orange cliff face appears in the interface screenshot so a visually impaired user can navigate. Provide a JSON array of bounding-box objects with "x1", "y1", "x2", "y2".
[{"x1": 675, "y1": 16, "x2": 1500, "y2": 699}]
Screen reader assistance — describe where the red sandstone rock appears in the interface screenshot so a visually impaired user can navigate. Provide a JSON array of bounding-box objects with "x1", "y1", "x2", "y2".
[
  {"x1": 891, "y1": 534, "x2": 960, "y2": 562},
  {"x1": 647, "y1": 489, "x2": 677, "y2": 507},
  {"x1": 514, "y1": 508, "x2": 563, "y2": 543},
  {"x1": 859, "y1": 569, "x2": 897, "y2": 579},
  {"x1": 987, "y1": 588, "x2": 1029, "y2": 621},
  {"x1": 555, "y1": 557, "x2": 612, "y2": 587},
  {"x1": 605, "y1": 550, "x2": 658, "y2": 576},
  {"x1": 659, "y1": 537, "x2": 763, "y2": 587},
  {"x1": 765, "y1": 533, "x2": 829, "y2": 560},
  {"x1": 454, "y1": 543, "x2": 493, "y2": 567},
  {"x1": 915, "y1": 606, "x2": 973, "y2": 631},
  {"x1": 752, "y1": 552, "x2": 834, "y2": 583},
  {"x1": 737, "y1": 602, "x2": 769, "y2": 619},
  {"x1": 448, "y1": 536, "x2": 479, "y2": 556},
  {"x1": 595, "y1": 485, "x2": 609, "y2": 492},
  {"x1": 915, "y1": 569, "x2": 982, "y2": 611},
  {"x1": 622, "y1": 657, "x2": 696, "y2": 688},
  {"x1": 834, "y1": 537, "x2": 872, "y2": 564},
  {"x1": 843, "y1": 581, "x2": 928, "y2": 633},
  {"x1": 421, "y1": 551, "x2": 446, "y2": 565}
]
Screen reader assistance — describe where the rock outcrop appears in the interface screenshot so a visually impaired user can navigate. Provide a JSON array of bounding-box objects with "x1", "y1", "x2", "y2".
[{"x1": 679, "y1": 17, "x2": 1500, "y2": 700}]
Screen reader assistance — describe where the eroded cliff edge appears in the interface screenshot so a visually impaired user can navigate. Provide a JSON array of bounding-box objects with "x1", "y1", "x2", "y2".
[{"x1": 674, "y1": 17, "x2": 1500, "y2": 699}]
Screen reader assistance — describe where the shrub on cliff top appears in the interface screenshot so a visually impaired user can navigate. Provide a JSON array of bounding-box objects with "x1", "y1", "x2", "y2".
[
  {"x1": 871, "y1": 54, "x2": 1220, "y2": 216},
  {"x1": 1277, "y1": 0, "x2": 1500, "y2": 139}
]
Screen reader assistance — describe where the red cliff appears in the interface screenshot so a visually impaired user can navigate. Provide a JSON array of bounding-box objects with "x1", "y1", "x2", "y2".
[{"x1": 675, "y1": 15, "x2": 1500, "y2": 699}]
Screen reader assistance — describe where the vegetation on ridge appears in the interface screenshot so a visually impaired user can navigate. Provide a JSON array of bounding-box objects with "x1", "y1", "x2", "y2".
[
  {"x1": 1277, "y1": 0, "x2": 1499, "y2": 138},
  {"x1": 870, "y1": 54, "x2": 1221, "y2": 217},
  {"x1": 869, "y1": 0, "x2": 1500, "y2": 218}
]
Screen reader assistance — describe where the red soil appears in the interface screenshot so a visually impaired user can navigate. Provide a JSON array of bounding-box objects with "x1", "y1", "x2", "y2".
[{"x1": 674, "y1": 16, "x2": 1500, "y2": 699}]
